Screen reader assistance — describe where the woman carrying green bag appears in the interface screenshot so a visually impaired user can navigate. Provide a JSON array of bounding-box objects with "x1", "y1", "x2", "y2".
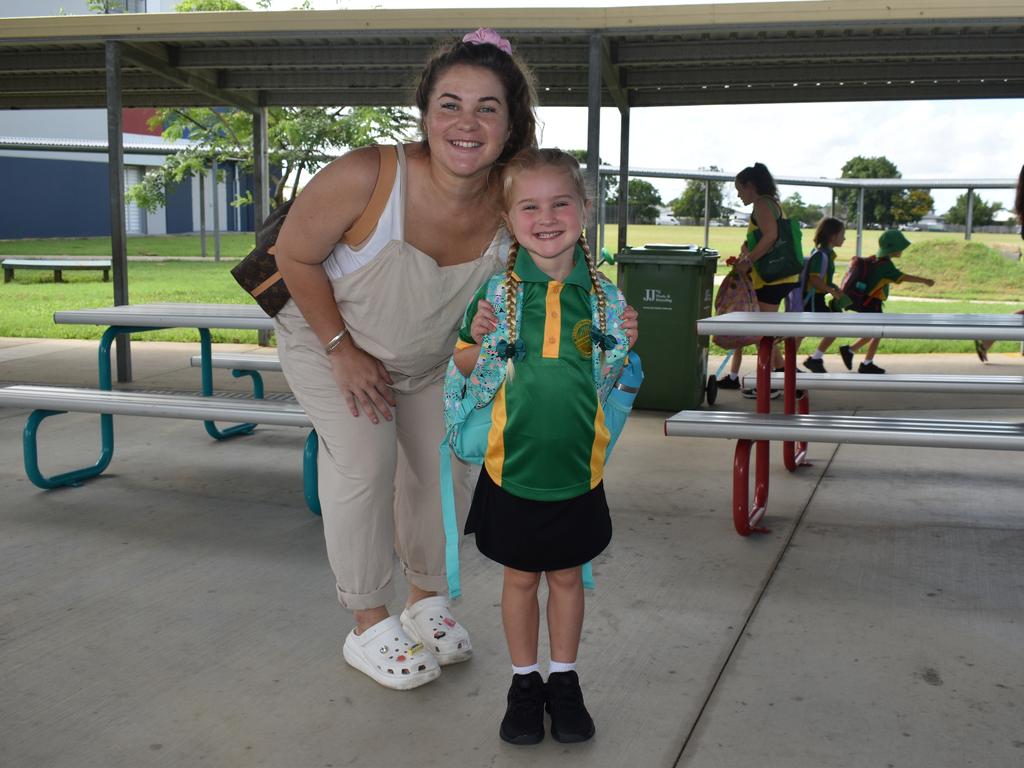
[{"x1": 731, "y1": 162, "x2": 802, "y2": 377}]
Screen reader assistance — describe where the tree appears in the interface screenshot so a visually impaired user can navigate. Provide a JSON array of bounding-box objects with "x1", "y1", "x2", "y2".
[
  {"x1": 608, "y1": 179, "x2": 663, "y2": 224},
  {"x1": 838, "y1": 155, "x2": 932, "y2": 226},
  {"x1": 891, "y1": 188, "x2": 935, "y2": 225},
  {"x1": 944, "y1": 193, "x2": 1004, "y2": 226},
  {"x1": 837, "y1": 155, "x2": 903, "y2": 226},
  {"x1": 87, "y1": 0, "x2": 127, "y2": 11},
  {"x1": 175, "y1": 0, "x2": 247, "y2": 9},
  {"x1": 670, "y1": 167, "x2": 724, "y2": 222},
  {"x1": 781, "y1": 192, "x2": 826, "y2": 227},
  {"x1": 126, "y1": 105, "x2": 414, "y2": 216}
]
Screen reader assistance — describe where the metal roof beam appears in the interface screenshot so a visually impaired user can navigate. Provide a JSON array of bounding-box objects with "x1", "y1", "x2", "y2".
[
  {"x1": 172, "y1": 42, "x2": 590, "y2": 69},
  {"x1": 600, "y1": 38, "x2": 629, "y2": 113},
  {"x1": 0, "y1": 49, "x2": 106, "y2": 72},
  {"x1": 120, "y1": 41, "x2": 258, "y2": 112},
  {"x1": 620, "y1": 61, "x2": 1023, "y2": 88},
  {"x1": 614, "y1": 31, "x2": 1024, "y2": 66}
]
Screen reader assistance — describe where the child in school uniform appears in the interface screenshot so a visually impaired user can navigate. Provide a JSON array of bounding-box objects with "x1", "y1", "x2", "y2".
[
  {"x1": 452, "y1": 148, "x2": 631, "y2": 746},
  {"x1": 801, "y1": 217, "x2": 849, "y2": 373},
  {"x1": 839, "y1": 229, "x2": 935, "y2": 374}
]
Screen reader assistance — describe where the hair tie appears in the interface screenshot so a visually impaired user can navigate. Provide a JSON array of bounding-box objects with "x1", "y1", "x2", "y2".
[
  {"x1": 496, "y1": 339, "x2": 526, "y2": 361},
  {"x1": 462, "y1": 28, "x2": 513, "y2": 55},
  {"x1": 590, "y1": 328, "x2": 618, "y2": 351}
]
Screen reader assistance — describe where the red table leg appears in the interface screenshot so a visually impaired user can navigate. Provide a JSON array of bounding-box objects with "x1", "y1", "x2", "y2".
[
  {"x1": 727, "y1": 336, "x2": 777, "y2": 535},
  {"x1": 733, "y1": 438, "x2": 770, "y2": 535},
  {"x1": 782, "y1": 337, "x2": 811, "y2": 471}
]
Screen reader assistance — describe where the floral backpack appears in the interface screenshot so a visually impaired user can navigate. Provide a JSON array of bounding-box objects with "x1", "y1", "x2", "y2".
[
  {"x1": 439, "y1": 271, "x2": 643, "y2": 598},
  {"x1": 712, "y1": 268, "x2": 761, "y2": 349}
]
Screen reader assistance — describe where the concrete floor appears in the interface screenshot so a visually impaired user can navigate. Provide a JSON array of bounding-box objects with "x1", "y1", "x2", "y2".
[{"x1": 1, "y1": 337, "x2": 1022, "y2": 768}]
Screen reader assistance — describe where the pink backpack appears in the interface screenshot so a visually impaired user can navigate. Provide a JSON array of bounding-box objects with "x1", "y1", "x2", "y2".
[{"x1": 712, "y1": 269, "x2": 760, "y2": 349}]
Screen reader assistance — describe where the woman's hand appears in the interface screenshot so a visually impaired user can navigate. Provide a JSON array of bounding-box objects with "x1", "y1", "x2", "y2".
[
  {"x1": 328, "y1": 341, "x2": 396, "y2": 424},
  {"x1": 470, "y1": 299, "x2": 498, "y2": 343},
  {"x1": 622, "y1": 304, "x2": 639, "y2": 348}
]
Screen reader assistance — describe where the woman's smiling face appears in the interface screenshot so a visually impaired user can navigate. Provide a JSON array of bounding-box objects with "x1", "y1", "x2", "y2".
[{"x1": 423, "y1": 64, "x2": 510, "y2": 176}]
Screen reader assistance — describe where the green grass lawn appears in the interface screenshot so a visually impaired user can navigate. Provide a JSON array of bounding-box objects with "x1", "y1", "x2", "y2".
[{"x1": 1, "y1": 230, "x2": 1021, "y2": 351}]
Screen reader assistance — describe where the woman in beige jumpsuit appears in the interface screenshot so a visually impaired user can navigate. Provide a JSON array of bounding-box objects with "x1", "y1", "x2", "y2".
[{"x1": 273, "y1": 31, "x2": 557, "y2": 691}]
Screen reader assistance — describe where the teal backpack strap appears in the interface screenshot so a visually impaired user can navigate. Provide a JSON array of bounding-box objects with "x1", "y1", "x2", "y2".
[
  {"x1": 591, "y1": 278, "x2": 629, "y2": 402},
  {"x1": 439, "y1": 433, "x2": 463, "y2": 599},
  {"x1": 582, "y1": 561, "x2": 595, "y2": 590},
  {"x1": 439, "y1": 273, "x2": 523, "y2": 600}
]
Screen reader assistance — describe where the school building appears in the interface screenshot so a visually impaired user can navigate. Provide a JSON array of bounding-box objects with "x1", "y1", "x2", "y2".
[{"x1": 0, "y1": 0, "x2": 254, "y2": 240}]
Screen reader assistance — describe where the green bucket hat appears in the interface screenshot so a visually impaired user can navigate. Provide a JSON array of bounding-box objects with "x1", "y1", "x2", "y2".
[{"x1": 878, "y1": 229, "x2": 912, "y2": 257}]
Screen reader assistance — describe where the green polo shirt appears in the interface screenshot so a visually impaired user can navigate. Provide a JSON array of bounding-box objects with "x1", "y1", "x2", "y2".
[
  {"x1": 803, "y1": 246, "x2": 836, "y2": 306},
  {"x1": 457, "y1": 246, "x2": 610, "y2": 501},
  {"x1": 866, "y1": 257, "x2": 904, "y2": 301}
]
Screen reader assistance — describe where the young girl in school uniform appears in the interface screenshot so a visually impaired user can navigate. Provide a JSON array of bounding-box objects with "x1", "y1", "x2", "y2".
[
  {"x1": 801, "y1": 217, "x2": 849, "y2": 373},
  {"x1": 452, "y1": 148, "x2": 631, "y2": 746}
]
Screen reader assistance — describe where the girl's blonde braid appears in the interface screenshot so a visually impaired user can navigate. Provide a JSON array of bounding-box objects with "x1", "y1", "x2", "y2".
[
  {"x1": 503, "y1": 237, "x2": 520, "y2": 381},
  {"x1": 578, "y1": 235, "x2": 607, "y2": 335},
  {"x1": 578, "y1": 234, "x2": 610, "y2": 368}
]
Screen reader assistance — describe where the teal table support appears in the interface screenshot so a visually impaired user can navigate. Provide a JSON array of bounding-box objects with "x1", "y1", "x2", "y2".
[
  {"x1": 20, "y1": 321, "x2": 322, "y2": 515},
  {"x1": 96, "y1": 325, "x2": 257, "y2": 440},
  {"x1": 23, "y1": 408, "x2": 113, "y2": 488}
]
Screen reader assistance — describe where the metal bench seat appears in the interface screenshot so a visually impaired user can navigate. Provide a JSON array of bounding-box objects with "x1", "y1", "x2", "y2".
[
  {"x1": 0, "y1": 385, "x2": 318, "y2": 514},
  {"x1": 665, "y1": 410, "x2": 1024, "y2": 451},
  {"x1": 665, "y1": 409, "x2": 1024, "y2": 536},
  {"x1": 189, "y1": 352, "x2": 282, "y2": 371},
  {"x1": 3, "y1": 258, "x2": 111, "y2": 283},
  {"x1": 740, "y1": 372, "x2": 1024, "y2": 395}
]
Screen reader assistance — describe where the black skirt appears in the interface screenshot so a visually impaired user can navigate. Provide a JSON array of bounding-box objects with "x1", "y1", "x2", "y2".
[{"x1": 465, "y1": 468, "x2": 612, "y2": 573}]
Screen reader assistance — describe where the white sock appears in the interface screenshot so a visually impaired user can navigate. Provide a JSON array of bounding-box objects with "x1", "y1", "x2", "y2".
[
  {"x1": 863, "y1": 358, "x2": 873, "y2": 365},
  {"x1": 728, "y1": 372, "x2": 738, "y2": 380},
  {"x1": 512, "y1": 663, "x2": 539, "y2": 676},
  {"x1": 549, "y1": 660, "x2": 577, "y2": 674},
  {"x1": 811, "y1": 350, "x2": 824, "y2": 360}
]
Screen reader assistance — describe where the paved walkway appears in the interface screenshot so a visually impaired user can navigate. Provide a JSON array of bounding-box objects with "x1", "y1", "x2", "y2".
[{"x1": 1, "y1": 338, "x2": 1022, "y2": 768}]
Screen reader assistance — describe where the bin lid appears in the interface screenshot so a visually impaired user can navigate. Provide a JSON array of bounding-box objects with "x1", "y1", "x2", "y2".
[{"x1": 616, "y1": 243, "x2": 719, "y2": 265}]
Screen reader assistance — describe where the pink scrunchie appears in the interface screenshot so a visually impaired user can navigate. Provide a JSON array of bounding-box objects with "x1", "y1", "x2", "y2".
[{"x1": 462, "y1": 27, "x2": 513, "y2": 55}]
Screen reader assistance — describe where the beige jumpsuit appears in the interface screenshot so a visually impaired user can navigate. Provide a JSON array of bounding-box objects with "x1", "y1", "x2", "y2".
[{"x1": 274, "y1": 144, "x2": 508, "y2": 610}]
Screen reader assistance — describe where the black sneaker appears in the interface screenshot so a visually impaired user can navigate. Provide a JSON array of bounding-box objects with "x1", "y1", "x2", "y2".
[
  {"x1": 803, "y1": 357, "x2": 826, "y2": 374},
  {"x1": 546, "y1": 671, "x2": 595, "y2": 743},
  {"x1": 839, "y1": 345, "x2": 854, "y2": 371},
  {"x1": 741, "y1": 388, "x2": 782, "y2": 400},
  {"x1": 858, "y1": 361, "x2": 886, "y2": 374},
  {"x1": 499, "y1": 672, "x2": 546, "y2": 745},
  {"x1": 716, "y1": 375, "x2": 741, "y2": 390}
]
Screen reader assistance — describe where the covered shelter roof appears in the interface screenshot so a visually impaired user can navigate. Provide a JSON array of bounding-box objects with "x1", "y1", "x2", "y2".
[{"x1": 2, "y1": 1, "x2": 1023, "y2": 111}]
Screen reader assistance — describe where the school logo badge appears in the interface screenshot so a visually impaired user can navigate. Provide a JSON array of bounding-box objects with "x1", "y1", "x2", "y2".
[{"x1": 572, "y1": 319, "x2": 592, "y2": 358}]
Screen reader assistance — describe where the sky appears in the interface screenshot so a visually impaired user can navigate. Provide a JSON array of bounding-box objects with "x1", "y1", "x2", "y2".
[{"x1": 229, "y1": 0, "x2": 1023, "y2": 214}]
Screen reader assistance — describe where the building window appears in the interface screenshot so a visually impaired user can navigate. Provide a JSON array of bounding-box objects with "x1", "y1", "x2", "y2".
[{"x1": 124, "y1": 166, "x2": 147, "y2": 235}]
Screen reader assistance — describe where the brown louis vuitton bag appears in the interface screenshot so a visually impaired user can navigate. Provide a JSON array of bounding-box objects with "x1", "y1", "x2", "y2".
[{"x1": 231, "y1": 144, "x2": 399, "y2": 317}]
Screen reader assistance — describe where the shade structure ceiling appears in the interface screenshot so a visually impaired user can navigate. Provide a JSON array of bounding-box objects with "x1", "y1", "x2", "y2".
[{"x1": 1, "y1": 1, "x2": 1023, "y2": 111}]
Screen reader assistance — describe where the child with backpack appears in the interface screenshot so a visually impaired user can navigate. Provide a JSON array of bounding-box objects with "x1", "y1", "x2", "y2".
[
  {"x1": 800, "y1": 217, "x2": 849, "y2": 373},
  {"x1": 838, "y1": 229, "x2": 935, "y2": 374},
  {"x1": 451, "y1": 148, "x2": 631, "y2": 746}
]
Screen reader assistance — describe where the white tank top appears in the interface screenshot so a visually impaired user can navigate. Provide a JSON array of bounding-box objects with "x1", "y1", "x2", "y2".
[{"x1": 321, "y1": 147, "x2": 404, "y2": 280}]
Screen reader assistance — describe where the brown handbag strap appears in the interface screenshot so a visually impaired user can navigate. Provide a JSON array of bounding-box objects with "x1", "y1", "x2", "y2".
[
  {"x1": 340, "y1": 144, "x2": 399, "y2": 245},
  {"x1": 251, "y1": 145, "x2": 398, "y2": 299}
]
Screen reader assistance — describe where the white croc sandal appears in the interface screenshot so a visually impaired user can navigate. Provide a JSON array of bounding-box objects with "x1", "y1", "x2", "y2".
[
  {"x1": 342, "y1": 615, "x2": 440, "y2": 691},
  {"x1": 400, "y1": 595, "x2": 473, "y2": 666}
]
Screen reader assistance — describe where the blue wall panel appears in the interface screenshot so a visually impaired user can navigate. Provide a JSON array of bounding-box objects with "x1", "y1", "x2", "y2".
[
  {"x1": 164, "y1": 176, "x2": 192, "y2": 234},
  {"x1": 0, "y1": 156, "x2": 110, "y2": 238}
]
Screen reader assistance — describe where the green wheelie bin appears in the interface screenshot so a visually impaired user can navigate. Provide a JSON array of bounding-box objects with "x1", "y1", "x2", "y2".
[{"x1": 615, "y1": 244, "x2": 719, "y2": 411}]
